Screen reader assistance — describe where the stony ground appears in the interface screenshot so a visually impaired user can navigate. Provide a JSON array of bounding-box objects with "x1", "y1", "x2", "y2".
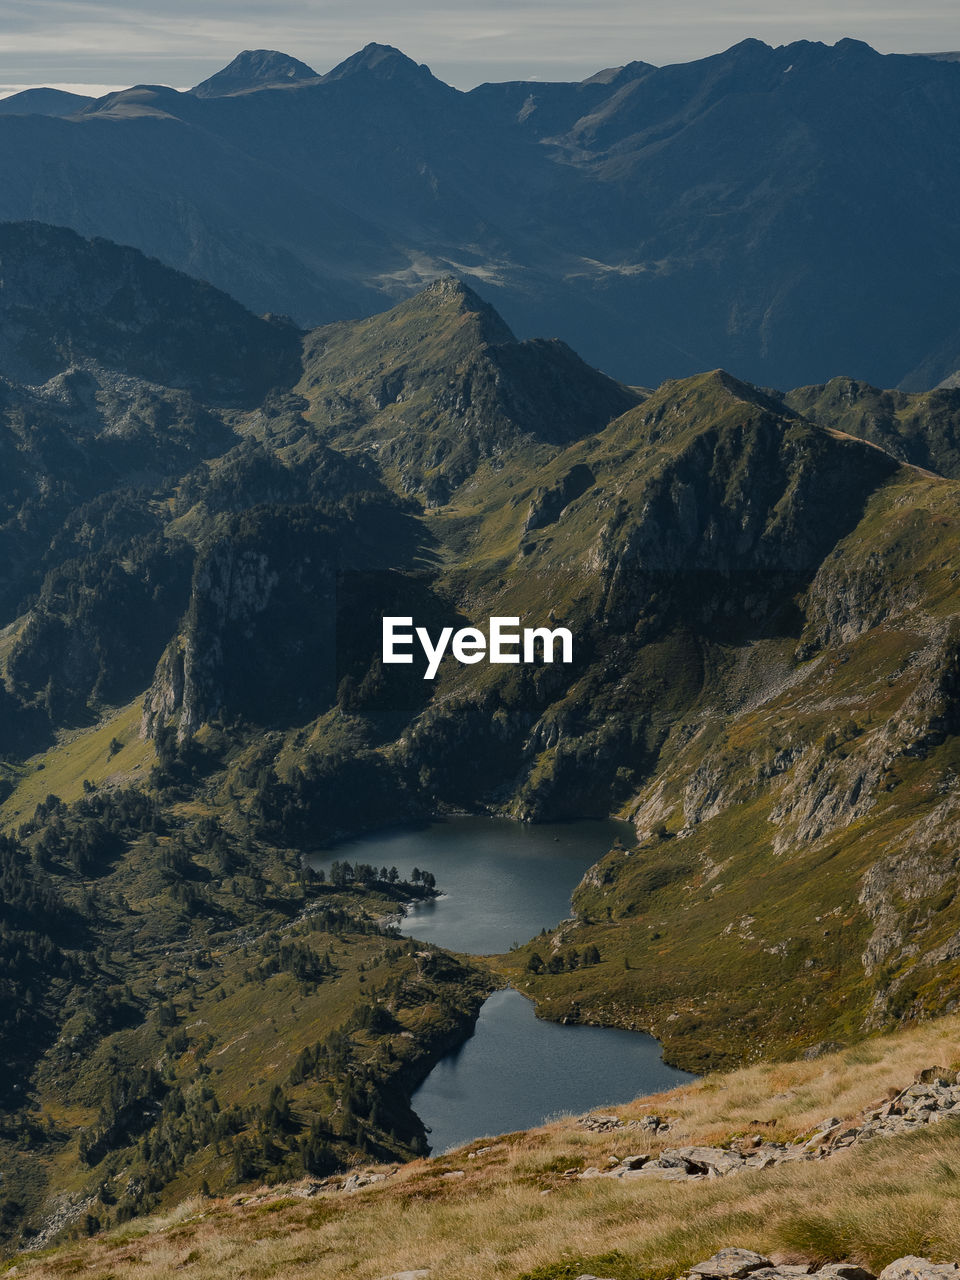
[
  {"x1": 573, "y1": 1071, "x2": 960, "y2": 1185},
  {"x1": 572, "y1": 1248, "x2": 960, "y2": 1280}
]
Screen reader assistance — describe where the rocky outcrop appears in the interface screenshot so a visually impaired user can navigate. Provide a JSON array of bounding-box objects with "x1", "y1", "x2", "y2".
[
  {"x1": 523, "y1": 463, "x2": 595, "y2": 534},
  {"x1": 575, "y1": 1070, "x2": 960, "y2": 1188},
  {"x1": 575, "y1": 1250, "x2": 960, "y2": 1280},
  {"x1": 141, "y1": 508, "x2": 337, "y2": 740}
]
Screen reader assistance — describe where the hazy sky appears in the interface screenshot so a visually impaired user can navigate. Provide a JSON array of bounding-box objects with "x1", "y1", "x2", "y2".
[{"x1": 0, "y1": 0, "x2": 957, "y2": 96}]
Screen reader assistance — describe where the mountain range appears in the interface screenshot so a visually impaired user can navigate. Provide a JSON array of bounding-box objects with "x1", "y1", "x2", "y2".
[
  {"x1": 0, "y1": 40, "x2": 958, "y2": 391},
  {"x1": 3, "y1": 227, "x2": 960, "y2": 1250}
]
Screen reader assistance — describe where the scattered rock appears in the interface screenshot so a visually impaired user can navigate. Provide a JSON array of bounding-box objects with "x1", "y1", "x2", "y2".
[
  {"x1": 293, "y1": 1180, "x2": 325, "y2": 1198},
  {"x1": 661, "y1": 1146, "x2": 746, "y2": 1176},
  {"x1": 566, "y1": 1247, "x2": 956, "y2": 1280},
  {"x1": 341, "y1": 1171, "x2": 389, "y2": 1193},
  {"x1": 629, "y1": 1113, "x2": 671, "y2": 1133},
  {"x1": 578, "y1": 1114, "x2": 624, "y2": 1132},
  {"x1": 626, "y1": 1166, "x2": 699, "y2": 1181},
  {"x1": 619, "y1": 1153, "x2": 650, "y2": 1170},
  {"x1": 584, "y1": 1068, "x2": 960, "y2": 1190}
]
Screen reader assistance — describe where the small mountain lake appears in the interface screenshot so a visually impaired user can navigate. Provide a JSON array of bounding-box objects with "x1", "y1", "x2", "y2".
[
  {"x1": 310, "y1": 815, "x2": 694, "y2": 1152},
  {"x1": 412, "y1": 987, "x2": 693, "y2": 1154}
]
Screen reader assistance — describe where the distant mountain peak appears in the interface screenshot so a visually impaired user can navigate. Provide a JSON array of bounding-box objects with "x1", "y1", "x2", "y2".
[
  {"x1": 323, "y1": 43, "x2": 436, "y2": 85},
  {"x1": 0, "y1": 87, "x2": 93, "y2": 117},
  {"x1": 581, "y1": 60, "x2": 656, "y2": 86},
  {"x1": 832, "y1": 36, "x2": 880, "y2": 57},
  {"x1": 192, "y1": 49, "x2": 318, "y2": 98}
]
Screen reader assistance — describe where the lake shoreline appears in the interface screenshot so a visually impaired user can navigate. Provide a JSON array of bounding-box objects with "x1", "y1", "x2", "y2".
[{"x1": 311, "y1": 814, "x2": 689, "y2": 1155}]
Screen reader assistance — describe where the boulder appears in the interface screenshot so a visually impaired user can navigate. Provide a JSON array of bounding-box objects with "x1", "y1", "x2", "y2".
[
  {"x1": 878, "y1": 1259, "x2": 960, "y2": 1280},
  {"x1": 816, "y1": 1266, "x2": 876, "y2": 1280},
  {"x1": 622, "y1": 1166, "x2": 700, "y2": 1181},
  {"x1": 620, "y1": 1154, "x2": 651, "y2": 1170},
  {"x1": 916, "y1": 1067, "x2": 957, "y2": 1084},
  {"x1": 689, "y1": 1248, "x2": 773, "y2": 1278},
  {"x1": 634, "y1": 1114, "x2": 666, "y2": 1130},
  {"x1": 659, "y1": 1147, "x2": 746, "y2": 1175}
]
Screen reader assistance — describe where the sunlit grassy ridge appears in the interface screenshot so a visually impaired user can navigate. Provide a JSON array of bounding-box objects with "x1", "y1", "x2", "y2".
[
  {"x1": 14, "y1": 1015, "x2": 960, "y2": 1280},
  {"x1": 786, "y1": 377, "x2": 960, "y2": 479}
]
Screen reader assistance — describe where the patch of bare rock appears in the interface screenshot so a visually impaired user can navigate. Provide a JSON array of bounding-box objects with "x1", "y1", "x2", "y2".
[
  {"x1": 576, "y1": 1247, "x2": 959, "y2": 1280},
  {"x1": 575, "y1": 1069, "x2": 960, "y2": 1185}
]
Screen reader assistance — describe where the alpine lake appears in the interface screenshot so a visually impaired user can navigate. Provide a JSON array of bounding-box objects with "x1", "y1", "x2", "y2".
[{"x1": 310, "y1": 816, "x2": 693, "y2": 1154}]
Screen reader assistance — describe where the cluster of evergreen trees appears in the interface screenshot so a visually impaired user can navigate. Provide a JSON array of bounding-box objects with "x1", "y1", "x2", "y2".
[
  {"x1": 323, "y1": 860, "x2": 436, "y2": 893},
  {"x1": 26, "y1": 789, "x2": 162, "y2": 875},
  {"x1": 0, "y1": 830, "x2": 81, "y2": 1102},
  {"x1": 526, "y1": 944, "x2": 602, "y2": 973}
]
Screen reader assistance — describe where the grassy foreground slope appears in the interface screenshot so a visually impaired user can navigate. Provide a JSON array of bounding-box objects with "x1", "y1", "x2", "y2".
[{"x1": 12, "y1": 1015, "x2": 960, "y2": 1280}]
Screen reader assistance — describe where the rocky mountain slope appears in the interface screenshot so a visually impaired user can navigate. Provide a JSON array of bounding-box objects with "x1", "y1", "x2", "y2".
[
  {"x1": 783, "y1": 378, "x2": 960, "y2": 477},
  {"x1": 1, "y1": 41, "x2": 960, "y2": 389}
]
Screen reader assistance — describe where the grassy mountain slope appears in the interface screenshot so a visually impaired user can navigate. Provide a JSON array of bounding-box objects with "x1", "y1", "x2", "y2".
[
  {"x1": 296, "y1": 277, "x2": 641, "y2": 502},
  {"x1": 13, "y1": 1016, "x2": 960, "y2": 1279},
  {"x1": 785, "y1": 377, "x2": 960, "y2": 477}
]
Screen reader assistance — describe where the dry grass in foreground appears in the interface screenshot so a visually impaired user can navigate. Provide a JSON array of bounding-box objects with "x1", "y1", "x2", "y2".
[{"x1": 11, "y1": 1013, "x2": 960, "y2": 1280}]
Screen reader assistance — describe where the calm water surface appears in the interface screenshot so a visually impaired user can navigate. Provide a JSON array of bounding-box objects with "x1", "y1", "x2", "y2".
[
  {"x1": 312, "y1": 815, "x2": 694, "y2": 1153},
  {"x1": 310, "y1": 815, "x2": 631, "y2": 955},
  {"x1": 413, "y1": 988, "x2": 694, "y2": 1155}
]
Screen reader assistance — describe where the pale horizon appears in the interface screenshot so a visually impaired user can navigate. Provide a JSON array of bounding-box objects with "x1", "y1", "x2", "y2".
[
  {"x1": 0, "y1": 34, "x2": 957, "y2": 102},
  {"x1": 0, "y1": 0, "x2": 957, "y2": 96}
]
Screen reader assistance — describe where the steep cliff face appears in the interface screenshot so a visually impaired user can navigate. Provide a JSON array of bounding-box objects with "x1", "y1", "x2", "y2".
[{"x1": 142, "y1": 509, "x2": 338, "y2": 740}]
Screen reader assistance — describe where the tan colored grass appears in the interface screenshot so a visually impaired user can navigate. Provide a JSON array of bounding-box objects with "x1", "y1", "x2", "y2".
[{"x1": 13, "y1": 1013, "x2": 960, "y2": 1280}]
